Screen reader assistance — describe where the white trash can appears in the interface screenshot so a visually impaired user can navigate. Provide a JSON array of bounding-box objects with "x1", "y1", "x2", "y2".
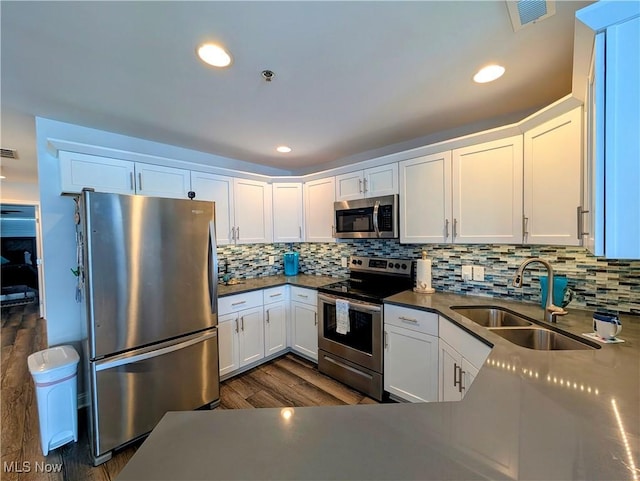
[{"x1": 27, "y1": 345, "x2": 80, "y2": 455}]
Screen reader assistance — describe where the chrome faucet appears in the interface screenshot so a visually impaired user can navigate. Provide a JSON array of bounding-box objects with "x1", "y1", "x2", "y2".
[{"x1": 513, "y1": 258, "x2": 568, "y2": 323}]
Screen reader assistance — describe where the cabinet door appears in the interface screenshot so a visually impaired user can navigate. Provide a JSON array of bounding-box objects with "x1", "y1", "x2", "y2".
[
  {"x1": 524, "y1": 108, "x2": 582, "y2": 246},
  {"x1": 218, "y1": 313, "x2": 239, "y2": 377},
  {"x1": 290, "y1": 301, "x2": 318, "y2": 361},
  {"x1": 365, "y1": 163, "x2": 398, "y2": 197},
  {"x1": 233, "y1": 179, "x2": 273, "y2": 244},
  {"x1": 452, "y1": 136, "x2": 523, "y2": 244},
  {"x1": 272, "y1": 183, "x2": 304, "y2": 242},
  {"x1": 190, "y1": 172, "x2": 234, "y2": 245},
  {"x1": 461, "y1": 357, "x2": 480, "y2": 394},
  {"x1": 134, "y1": 163, "x2": 191, "y2": 199},
  {"x1": 384, "y1": 324, "x2": 439, "y2": 403},
  {"x1": 238, "y1": 307, "x2": 265, "y2": 367},
  {"x1": 335, "y1": 171, "x2": 364, "y2": 201},
  {"x1": 304, "y1": 177, "x2": 336, "y2": 242},
  {"x1": 264, "y1": 301, "x2": 287, "y2": 356},
  {"x1": 59, "y1": 151, "x2": 135, "y2": 195},
  {"x1": 438, "y1": 339, "x2": 462, "y2": 402},
  {"x1": 399, "y1": 152, "x2": 452, "y2": 244}
]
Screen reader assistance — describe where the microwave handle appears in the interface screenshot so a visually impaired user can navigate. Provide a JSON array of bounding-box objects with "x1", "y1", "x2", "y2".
[{"x1": 373, "y1": 201, "x2": 380, "y2": 238}]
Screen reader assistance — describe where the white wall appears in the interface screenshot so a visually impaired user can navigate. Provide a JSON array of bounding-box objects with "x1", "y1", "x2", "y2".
[{"x1": 0, "y1": 182, "x2": 39, "y2": 203}]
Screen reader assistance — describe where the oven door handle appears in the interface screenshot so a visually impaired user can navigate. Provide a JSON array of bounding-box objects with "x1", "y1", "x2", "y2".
[
  {"x1": 317, "y1": 293, "x2": 382, "y2": 313},
  {"x1": 372, "y1": 201, "x2": 380, "y2": 238}
]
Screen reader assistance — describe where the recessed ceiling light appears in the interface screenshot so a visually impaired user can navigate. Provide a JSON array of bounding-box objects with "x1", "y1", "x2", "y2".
[
  {"x1": 276, "y1": 146, "x2": 292, "y2": 153},
  {"x1": 473, "y1": 64, "x2": 505, "y2": 83},
  {"x1": 196, "y1": 43, "x2": 232, "y2": 68}
]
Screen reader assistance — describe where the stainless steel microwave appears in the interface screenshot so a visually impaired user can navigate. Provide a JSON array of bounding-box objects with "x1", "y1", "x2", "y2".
[{"x1": 334, "y1": 194, "x2": 399, "y2": 239}]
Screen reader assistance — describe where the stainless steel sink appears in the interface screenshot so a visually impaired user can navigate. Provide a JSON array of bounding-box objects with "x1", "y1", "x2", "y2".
[
  {"x1": 487, "y1": 327, "x2": 597, "y2": 351},
  {"x1": 451, "y1": 306, "x2": 533, "y2": 327}
]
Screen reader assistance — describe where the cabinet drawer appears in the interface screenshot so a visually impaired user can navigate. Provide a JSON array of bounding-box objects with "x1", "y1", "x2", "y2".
[
  {"x1": 290, "y1": 286, "x2": 317, "y2": 306},
  {"x1": 263, "y1": 285, "x2": 288, "y2": 304},
  {"x1": 439, "y1": 316, "x2": 491, "y2": 369},
  {"x1": 218, "y1": 290, "x2": 263, "y2": 315},
  {"x1": 384, "y1": 304, "x2": 438, "y2": 336}
]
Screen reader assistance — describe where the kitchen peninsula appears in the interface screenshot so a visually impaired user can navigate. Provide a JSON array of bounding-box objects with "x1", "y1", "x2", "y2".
[{"x1": 118, "y1": 286, "x2": 639, "y2": 481}]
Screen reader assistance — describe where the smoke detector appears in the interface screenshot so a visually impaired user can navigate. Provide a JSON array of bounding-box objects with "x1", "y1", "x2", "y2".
[{"x1": 506, "y1": 0, "x2": 556, "y2": 32}]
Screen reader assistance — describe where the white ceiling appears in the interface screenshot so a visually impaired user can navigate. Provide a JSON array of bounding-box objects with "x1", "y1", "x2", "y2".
[{"x1": 1, "y1": 0, "x2": 592, "y2": 178}]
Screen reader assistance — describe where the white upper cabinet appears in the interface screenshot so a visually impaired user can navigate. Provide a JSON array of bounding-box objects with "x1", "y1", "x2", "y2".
[
  {"x1": 59, "y1": 152, "x2": 135, "y2": 195},
  {"x1": 304, "y1": 177, "x2": 336, "y2": 242},
  {"x1": 335, "y1": 163, "x2": 398, "y2": 201},
  {"x1": 233, "y1": 179, "x2": 273, "y2": 244},
  {"x1": 578, "y1": 3, "x2": 640, "y2": 258},
  {"x1": 59, "y1": 151, "x2": 190, "y2": 199},
  {"x1": 190, "y1": 172, "x2": 235, "y2": 245},
  {"x1": 133, "y1": 163, "x2": 191, "y2": 199},
  {"x1": 523, "y1": 108, "x2": 583, "y2": 246},
  {"x1": 272, "y1": 183, "x2": 304, "y2": 243},
  {"x1": 399, "y1": 152, "x2": 452, "y2": 244},
  {"x1": 452, "y1": 136, "x2": 524, "y2": 244}
]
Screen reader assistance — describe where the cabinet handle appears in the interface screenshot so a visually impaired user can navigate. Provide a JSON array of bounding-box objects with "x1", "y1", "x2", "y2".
[
  {"x1": 363, "y1": 178, "x2": 368, "y2": 193},
  {"x1": 314, "y1": 313, "x2": 318, "y2": 326},
  {"x1": 265, "y1": 310, "x2": 270, "y2": 323},
  {"x1": 522, "y1": 216, "x2": 529, "y2": 240},
  {"x1": 453, "y1": 363, "x2": 460, "y2": 388},
  {"x1": 129, "y1": 172, "x2": 135, "y2": 191},
  {"x1": 384, "y1": 331, "x2": 388, "y2": 349},
  {"x1": 236, "y1": 226, "x2": 240, "y2": 240},
  {"x1": 399, "y1": 316, "x2": 418, "y2": 324},
  {"x1": 453, "y1": 218, "x2": 458, "y2": 239},
  {"x1": 240, "y1": 316, "x2": 245, "y2": 331},
  {"x1": 138, "y1": 173, "x2": 143, "y2": 191},
  {"x1": 235, "y1": 319, "x2": 239, "y2": 333},
  {"x1": 231, "y1": 300, "x2": 247, "y2": 306},
  {"x1": 299, "y1": 226, "x2": 302, "y2": 239},
  {"x1": 358, "y1": 179, "x2": 363, "y2": 193},
  {"x1": 459, "y1": 368, "x2": 466, "y2": 394},
  {"x1": 298, "y1": 294, "x2": 309, "y2": 299},
  {"x1": 269, "y1": 293, "x2": 282, "y2": 298},
  {"x1": 331, "y1": 225, "x2": 336, "y2": 237},
  {"x1": 444, "y1": 219, "x2": 450, "y2": 240},
  {"x1": 577, "y1": 206, "x2": 590, "y2": 238}
]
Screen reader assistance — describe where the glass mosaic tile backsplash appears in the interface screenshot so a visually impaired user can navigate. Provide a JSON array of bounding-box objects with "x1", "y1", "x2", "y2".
[{"x1": 217, "y1": 240, "x2": 640, "y2": 315}]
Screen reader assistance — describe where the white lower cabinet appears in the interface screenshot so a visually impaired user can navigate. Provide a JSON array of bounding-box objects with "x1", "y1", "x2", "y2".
[
  {"x1": 290, "y1": 287, "x2": 318, "y2": 361},
  {"x1": 237, "y1": 307, "x2": 265, "y2": 367},
  {"x1": 218, "y1": 312, "x2": 240, "y2": 377},
  {"x1": 263, "y1": 286, "x2": 288, "y2": 356},
  {"x1": 438, "y1": 316, "x2": 490, "y2": 401},
  {"x1": 383, "y1": 305, "x2": 439, "y2": 403}
]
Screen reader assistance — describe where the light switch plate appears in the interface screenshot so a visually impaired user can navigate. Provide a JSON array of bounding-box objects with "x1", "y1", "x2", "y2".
[
  {"x1": 473, "y1": 266, "x2": 485, "y2": 281},
  {"x1": 268, "y1": 256, "x2": 275, "y2": 265},
  {"x1": 341, "y1": 257, "x2": 348, "y2": 268},
  {"x1": 461, "y1": 265, "x2": 473, "y2": 282}
]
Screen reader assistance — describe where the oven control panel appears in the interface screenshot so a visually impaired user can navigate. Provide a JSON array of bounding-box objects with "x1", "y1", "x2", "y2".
[{"x1": 349, "y1": 255, "x2": 412, "y2": 276}]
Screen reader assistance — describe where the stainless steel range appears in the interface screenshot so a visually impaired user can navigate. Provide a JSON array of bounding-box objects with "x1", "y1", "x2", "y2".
[{"x1": 317, "y1": 256, "x2": 413, "y2": 401}]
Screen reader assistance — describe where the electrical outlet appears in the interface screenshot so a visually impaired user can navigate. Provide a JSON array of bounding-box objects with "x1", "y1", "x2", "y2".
[
  {"x1": 461, "y1": 265, "x2": 473, "y2": 282},
  {"x1": 472, "y1": 266, "x2": 485, "y2": 282},
  {"x1": 268, "y1": 256, "x2": 275, "y2": 265},
  {"x1": 341, "y1": 257, "x2": 348, "y2": 268}
]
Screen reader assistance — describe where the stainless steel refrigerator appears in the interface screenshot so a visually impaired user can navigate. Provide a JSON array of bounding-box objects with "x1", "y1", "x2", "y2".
[{"x1": 77, "y1": 190, "x2": 219, "y2": 465}]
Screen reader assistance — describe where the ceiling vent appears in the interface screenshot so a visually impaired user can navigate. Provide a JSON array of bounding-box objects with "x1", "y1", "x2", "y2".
[
  {"x1": 0, "y1": 148, "x2": 18, "y2": 159},
  {"x1": 506, "y1": 0, "x2": 556, "y2": 32}
]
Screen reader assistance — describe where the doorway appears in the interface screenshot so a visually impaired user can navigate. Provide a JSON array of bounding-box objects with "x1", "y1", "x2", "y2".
[{"x1": 1, "y1": 203, "x2": 42, "y2": 314}]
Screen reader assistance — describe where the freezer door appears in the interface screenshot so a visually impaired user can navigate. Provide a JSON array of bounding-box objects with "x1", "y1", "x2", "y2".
[
  {"x1": 82, "y1": 191, "x2": 218, "y2": 357},
  {"x1": 90, "y1": 328, "x2": 219, "y2": 459}
]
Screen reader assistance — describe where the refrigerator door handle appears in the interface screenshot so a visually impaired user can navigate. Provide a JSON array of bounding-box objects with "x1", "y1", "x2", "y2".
[
  {"x1": 95, "y1": 329, "x2": 218, "y2": 372},
  {"x1": 208, "y1": 220, "x2": 218, "y2": 315}
]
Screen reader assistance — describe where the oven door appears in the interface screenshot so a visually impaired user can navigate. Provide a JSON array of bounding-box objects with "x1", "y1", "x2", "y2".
[{"x1": 317, "y1": 293, "x2": 382, "y2": 372}]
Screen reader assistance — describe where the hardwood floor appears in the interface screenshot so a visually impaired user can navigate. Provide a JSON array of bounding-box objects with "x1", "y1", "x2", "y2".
[{"x1": 1, "y1": 304, "x2": 377, "y2": 481}]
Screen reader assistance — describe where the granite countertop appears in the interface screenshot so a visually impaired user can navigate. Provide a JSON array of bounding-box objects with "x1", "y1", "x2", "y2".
[
  {"x1": 218, "y1": 273, "x2": 338, "y2": 297},
  {"x1": 118, "y1": 290, "x2": 639, "y2": 481}
]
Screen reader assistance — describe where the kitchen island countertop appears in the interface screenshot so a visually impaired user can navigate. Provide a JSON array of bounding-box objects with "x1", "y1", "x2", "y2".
[{"x1": 118, "y1": 290, "x2": 639, "y2": 481}]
